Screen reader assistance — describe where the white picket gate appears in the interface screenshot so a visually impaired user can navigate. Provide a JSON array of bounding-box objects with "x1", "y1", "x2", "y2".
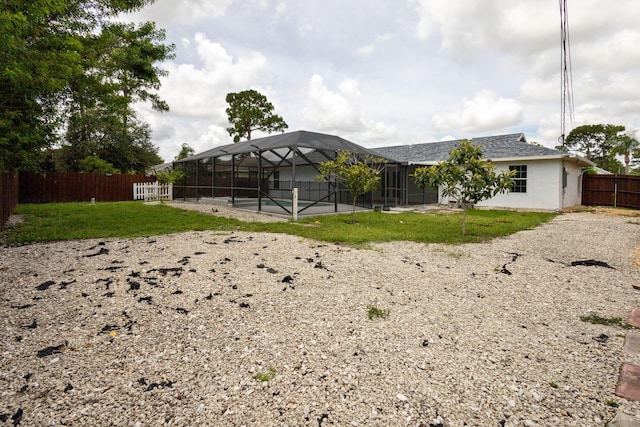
[{"x1": 133, "y1": 182, "x2": 173, "y2": 201}]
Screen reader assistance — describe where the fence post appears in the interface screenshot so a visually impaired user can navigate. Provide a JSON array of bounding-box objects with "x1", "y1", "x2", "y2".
[{"x1": 292, "y1": 187, "x2": 298, "y2": 221}]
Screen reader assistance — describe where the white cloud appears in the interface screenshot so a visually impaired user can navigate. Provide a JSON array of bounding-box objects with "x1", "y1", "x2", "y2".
[
  {"x1": 157, "y1": 33, "x2": 268, "y2": 120},
  {"x1": 300, "y1": 75, "x2": 396, "y2": 143},
  {"x1": 411, "y1": 0, "x2": 559, "y2": 60},
  {"x1": 134, "y1": 33, "x2": 275, "y2": 161},
  {"x1": 302, "y1": 75, "x2": 357, "y2": 130},
  {"x1": 356, "y1": 33, "x2": 392, "y2": 55},
  {"x1": 275, "y1": 2, "x2": 286, "y2": 15},
  {"x1": 123, "y1": 0, "x2": 235, "y2": 26},
  {"x1": 432, "y1": 90, "x2": 523, "y2": 133}
]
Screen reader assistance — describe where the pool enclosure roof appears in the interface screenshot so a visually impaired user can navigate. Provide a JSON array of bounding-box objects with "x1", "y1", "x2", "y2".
[{"x1": 174, "y1": 130, "x2": 385, "y2": 163}]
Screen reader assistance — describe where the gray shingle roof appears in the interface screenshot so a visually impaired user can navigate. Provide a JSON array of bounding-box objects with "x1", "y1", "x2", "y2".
[{"x1": 372, "y1": 133, "x2": 567, "y2": 164}]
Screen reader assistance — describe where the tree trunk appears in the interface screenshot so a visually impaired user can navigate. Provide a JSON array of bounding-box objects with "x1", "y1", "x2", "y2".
[
  {"x1": 351, "y1": 196, "x2": 357, "y2": 224},
  {"x1": 462, "y1": 206, "x2": 467, "y2": 235},
  {"x1": 625, "y1": 154, "x2": 630, "y2": 174}
]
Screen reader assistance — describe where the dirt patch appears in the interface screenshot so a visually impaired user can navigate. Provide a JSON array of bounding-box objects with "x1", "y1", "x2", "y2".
[{"x1": 564, "y1": 205, "x2": 640, "y2": 217}]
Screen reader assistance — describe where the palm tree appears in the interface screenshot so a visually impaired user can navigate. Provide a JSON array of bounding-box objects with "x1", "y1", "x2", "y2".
[{"x1": 613, "y1": 134, "x2": 640, "y2": 174}]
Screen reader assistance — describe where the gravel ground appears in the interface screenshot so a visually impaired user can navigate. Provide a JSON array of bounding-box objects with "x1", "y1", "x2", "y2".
[{"x1": 1, "y1": 207, "x2": 639, "y2": 426}]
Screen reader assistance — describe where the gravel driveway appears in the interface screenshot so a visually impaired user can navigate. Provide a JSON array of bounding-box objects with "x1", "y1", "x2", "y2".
[{"x1": 1, "y1": 208, "x2": 639, "y2": 426}]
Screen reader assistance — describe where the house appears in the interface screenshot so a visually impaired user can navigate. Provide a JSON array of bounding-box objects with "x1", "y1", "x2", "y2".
[
  {"x1": 172, "y1": 131, "x2": 594, "y2": 215},
  {"x1": 373, "y1": 133, "x2": 595, "y2": 211}
]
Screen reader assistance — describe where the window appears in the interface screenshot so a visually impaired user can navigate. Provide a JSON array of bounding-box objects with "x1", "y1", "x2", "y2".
[
  {"x1": 273, "y1": 170, "x2": 280, "y2": 189},
  {"x1": 509, "y1": 165, "x2": 527, "y2": 193}
]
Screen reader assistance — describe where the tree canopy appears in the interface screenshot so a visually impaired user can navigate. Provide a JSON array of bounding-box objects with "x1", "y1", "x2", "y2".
[
  {"x1": 0, "y1": 0, "x2": 173, "y2": 173},
  {"x1": 612, "y1": 133, "x2": 640, "y2": 174},
  {"x1": 225, "y1": 89, "x2": 288, "y2": 143},
  {"x1": 412, "y1": 140, "x2": 514, "y2": 235},
  {"x1": 317, "y1": 151, "x2": 385, "y2": 223},
  {"x1": 175, "y1": 143, "x2": 195, "y2": 160},
  {"x1": 564, "y1": 124, "x2": 625, "y2": 171}
]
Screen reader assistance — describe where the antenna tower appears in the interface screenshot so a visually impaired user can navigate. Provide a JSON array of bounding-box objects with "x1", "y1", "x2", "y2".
[{"x1": 559, "y1": 0, "x2": 575, "y2": 148}]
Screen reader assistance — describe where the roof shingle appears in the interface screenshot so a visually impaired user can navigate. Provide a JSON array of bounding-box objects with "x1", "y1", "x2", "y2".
[{"x1": 372, "y1": 133, "x2": 567, "y2": 164}]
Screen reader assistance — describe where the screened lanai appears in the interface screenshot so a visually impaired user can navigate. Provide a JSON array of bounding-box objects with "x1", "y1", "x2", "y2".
[{"x1": 171, "y1": 130, "x2": 411, "y2": 217}]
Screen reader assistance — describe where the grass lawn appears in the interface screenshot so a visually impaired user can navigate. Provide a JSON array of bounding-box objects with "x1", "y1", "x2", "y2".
[{"x1": 3, "y1": 201, "x2": 557, "y2": 246}]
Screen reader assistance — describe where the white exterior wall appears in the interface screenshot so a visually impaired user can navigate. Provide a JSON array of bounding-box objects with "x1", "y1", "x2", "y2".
[
  {"x1": 473, "y1": 159, "x2": 566, "y2": 210},
  {"x1": 561, "y1": 159, "x2": 584, "y2": 208}
]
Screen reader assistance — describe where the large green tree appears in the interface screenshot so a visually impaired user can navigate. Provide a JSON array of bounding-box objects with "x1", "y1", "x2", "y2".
[
  {"x1": 225, "y1": 89, "x2": 288, "y2": 142},
  {"x1": 412, "y1": 140, "x2": 514, "y2": 235},
  {"x1": 564, "y1": 124, "x2": 625, "y2": 170},
  {"x1": 0, "y1": 0, "x2": 169, "y2": 172},
  {"x1": 59, "y1": 20, "x2": 173, "y2": 173}
]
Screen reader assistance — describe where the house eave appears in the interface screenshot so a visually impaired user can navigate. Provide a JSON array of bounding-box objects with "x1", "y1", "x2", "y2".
[{"x1": 488, "y1": 154, "x2": 595, "y2": 167}]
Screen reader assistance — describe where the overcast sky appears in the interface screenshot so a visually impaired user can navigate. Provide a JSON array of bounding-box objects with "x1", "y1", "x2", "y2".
[{"x1": 122, "y1": 0, "x2": 640, "y2": 162}]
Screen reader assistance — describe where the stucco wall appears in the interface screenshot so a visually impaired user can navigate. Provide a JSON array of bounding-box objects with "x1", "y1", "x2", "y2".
[
  {"x1": 561, "y1": 159, "x2": 584, "y2": 208},
  {"x1": 472, "y1": 159, "x2": 572, "y2": 210}
]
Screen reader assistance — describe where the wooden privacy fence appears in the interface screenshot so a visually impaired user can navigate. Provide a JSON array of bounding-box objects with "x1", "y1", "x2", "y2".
[
  {"x1": 0, "y1": 171, "x2": 19, "y2": 232},
  {"x1": 19, "y1": 172, "x2": 156, "y2": 204},
  {"x1": 133, "y1": 181, "x2": 173, "y2": 201},
  {"x1": 582, "y1": 174, "x2": 640, "y2": 209}
]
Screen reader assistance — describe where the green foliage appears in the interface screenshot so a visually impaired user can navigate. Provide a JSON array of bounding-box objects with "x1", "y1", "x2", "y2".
[
  {"x1": 0, "y1": 0, "x2": 172, "y2": 173},
  {"x1": 412, "y1": 140, "x2": 515, "y2": 235},
  {"x1": 565, "y1": 124, "x2": 625, "y2": 170},
  {"x1": 78, "y1": 156, "x2": 120, "y2": 174},
  {"x1": 612, "y1": 133, "x2": 640, "y2": 174},
  {"x1": 253, "y1": 366, "x2": 276, "y2": 382},
  {"x1": 366, "y1": 302, "x2": 390, "y2": 320},
  {"x1": 5, "y1": 202, "x2": 241, "y2": 244},
  {"x1": 225, "y1": 89, "x2": 288, "y2": 142},
  {"x1": 175, "y1": 143, "x2": 195, "y2": 160},
  {"x1": 579, "y1": 314, "x2": 636, "y2": 330},
  {"x1": 5, "y1": 202, "x2": 557, "y2": 247},
  {"x1": 549, "y1": 382, "x2": 559, "y2": 389},
  {"x1": 155, "y1": 168, "x2": 186, "y2": 184},
  {"x1": 317, "y1": 151, "x2": 386, "y2": 223}
]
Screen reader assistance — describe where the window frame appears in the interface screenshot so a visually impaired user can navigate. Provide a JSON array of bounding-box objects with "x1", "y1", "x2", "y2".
[{"x1": 509, "y1": 165, "x2": 527, "y2": 193}]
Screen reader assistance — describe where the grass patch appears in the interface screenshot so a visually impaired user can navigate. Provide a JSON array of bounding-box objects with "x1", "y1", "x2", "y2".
[
  {"x1": 253, "y1": 366, "x2": 276, "y2": 382},
  {"x1": 367, "y1": 302, "x2": 390, "y2": 320},
  {"x1": 605, "y1": 399, "x2": 619, "y2": 408},
  {"x1": 4, "y1": 202, "x2": 242, "y2": 245},
  {"x1": 245, "y1": 209, "x2": 556, "y2": 245},
  {"x1": 4, "y1": 201, "x2": 557, "y2": 246},
  {"x1": 580, "y1": 314, "x2": 636, "y2": 330}
]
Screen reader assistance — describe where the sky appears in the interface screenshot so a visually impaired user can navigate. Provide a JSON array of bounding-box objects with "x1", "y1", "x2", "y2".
[{"x1": 122, "y1": 0, "x2": 640, "y2": 163}]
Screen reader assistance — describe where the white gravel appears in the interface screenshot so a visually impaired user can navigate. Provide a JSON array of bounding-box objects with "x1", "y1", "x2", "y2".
[{"x1": 1, "y1": 207, "x2": 640, "y2": 426}]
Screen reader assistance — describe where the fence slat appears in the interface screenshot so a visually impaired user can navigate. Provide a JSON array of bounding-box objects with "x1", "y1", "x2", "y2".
[
  {"x1": 133, "y1": 182, "x2": 173, "y2": 201},
  {"x1": 19, "y1": 172, "x2": 156, "y2": 204},
  {"x1": 582, "y1": 174, "x2": 640, "y2": 209}
]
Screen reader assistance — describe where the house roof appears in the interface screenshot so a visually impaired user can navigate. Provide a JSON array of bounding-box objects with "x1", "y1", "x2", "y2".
[
  {"x1": 175, "y1": 130, "x2": 382, "y2": 163},
  {"x1": 372, "y1": 133, "x2": 594, "y2": 166}
]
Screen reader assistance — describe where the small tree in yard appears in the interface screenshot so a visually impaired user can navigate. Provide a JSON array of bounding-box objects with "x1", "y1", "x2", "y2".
[
  {"x1": 156, "y1": 168, "x2": 185, "y2": 184},
  {"x1": 412, "y1": 140, "x2": 515, "y2": 235},
  {"x1": 317, "y1": 151, "x2": 386, "y2": 223}
]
